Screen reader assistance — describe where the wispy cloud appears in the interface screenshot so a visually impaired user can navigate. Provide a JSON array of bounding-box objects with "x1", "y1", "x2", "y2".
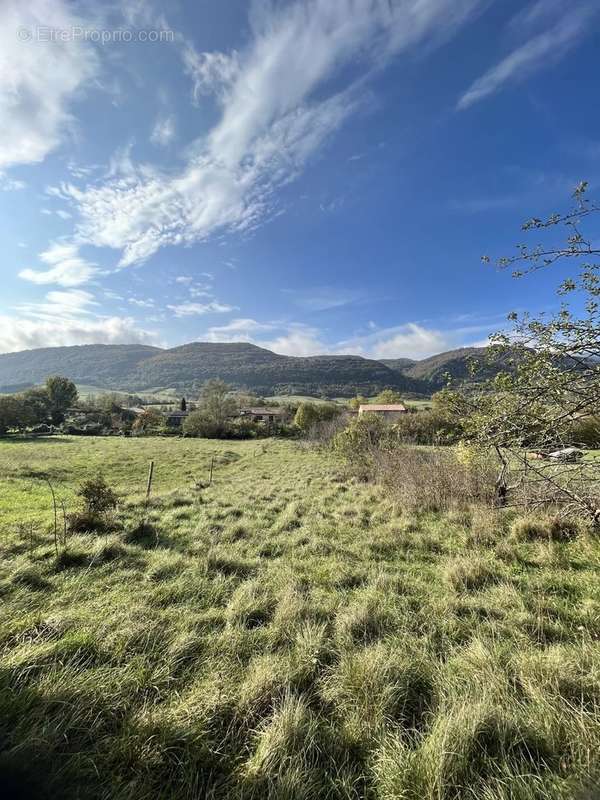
[
  {"x1": 167, "y1": 301, "x2": 236, "y2": 318},
  {"x1": 52, "y1": 0, "x2": 483, "y2": 267},
  {"x1": 458, "y1": 2, "x2": 597, "y2": 110},
  {"x1": 283, "y1": 286, "x2": 366, "y2": 312},
  {"x1": 19, "y1": 243, "x2": 99, "y2": 287},
  {"x1": 0, "y1": 175, "x2": 26, "y2": 191},
  {"x1": 1, "y1": 0, "x2": 98, "y2": 170},
  {"x1": 150, "y1": 115, "x2": 176, "y2": 147}
]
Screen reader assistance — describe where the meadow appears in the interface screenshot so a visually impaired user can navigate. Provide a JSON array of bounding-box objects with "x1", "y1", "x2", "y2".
[{"x1": 1, "y1": 436, "x2": 599, "y2": 799}]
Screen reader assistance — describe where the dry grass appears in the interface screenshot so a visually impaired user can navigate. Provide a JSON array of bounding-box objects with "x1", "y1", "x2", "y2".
[
  {"x1": 0, "y1": 436, "x2": 599, "y2": 799},
  {"x1": 374, "y1": 446, "x2": 497, "y2": 513}
]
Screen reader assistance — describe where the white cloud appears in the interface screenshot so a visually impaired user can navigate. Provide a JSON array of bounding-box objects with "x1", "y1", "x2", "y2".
[
  {"x1": 56, "y1": 0, "x2": 483, "y2": 267},
  {"x1": 128, "y1": 297, "x2": 155, "y2": 308},
  {"x1": 19, "y1": 242, "x2": 99, "y2": 287},
  {"x1": 283, "y1": 286, "x2": 365, "y2": 311},
  {"x1": 17, "y1": 288, "x2": 97, "y2": 320},
  {"x1": 183, "y1": 46, "x2": 240, "y2": 103},
  {"x1": 0, "y1": 314, "x2": 156, "y2": 354},
  {"x1": 0, "y1": 287, "x2": 158, "y2": 354},
  {"x1": 356, "y1": 324, "x2": 454, "y2": 360},
  {"x1": 203, "y1": 317, "x2": 491, "y2": 359},
  {"x1": 0, "y1": 174, "x2": 26, "y2": 191},
  {"x1": 150, "y1": 115, "x2": 176, "y2": 147},
  {"x1": 205, "y1": 318, "x2": 326, "y2": 356},
  {"x1": 263, "y1": 327, "x2": 328, "y2": 357},
  {"x1": 458, "y1": 3, "x2": 596, "y2": 110},
  {"x1": 205, "y1": 318, "x2": 278, "y2": 339},
  {"x1": 167, "y1": 301, "x2": 236, "y2": 317},
  {"x1": 0, "y1": 0, "x2": 98, "y2": 170}
]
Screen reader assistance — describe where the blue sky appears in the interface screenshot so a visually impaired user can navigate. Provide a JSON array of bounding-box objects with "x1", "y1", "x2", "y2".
[{"x1": 1, "y1": 0, "x2": 599, "y2": 360}]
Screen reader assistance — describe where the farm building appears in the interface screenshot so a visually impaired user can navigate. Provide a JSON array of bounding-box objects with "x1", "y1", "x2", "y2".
[
  {"x1": 164, "y1": 410, "x2": 190, "y2": 428},
  {"x1": 358, "y1": 403, "x2": 407, "y2": 422},
  {"x1": 239, "y1": 407, "x2": 287, "y2": 424}
]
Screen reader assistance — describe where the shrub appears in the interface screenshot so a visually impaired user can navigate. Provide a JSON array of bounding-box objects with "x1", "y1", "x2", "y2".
[
  {"x1": 227, "y1": 418, "x2": 266, "y2": 439},
  {"x1": 374, "y1": 446, "x2": 496, "y2": 513},
  {"x1": 132, "y1": 408, "x2": 164, "y2": 434},
  {"x1": 294, "y1": 403, "x2": 321, "y2": 433},
  {"x1": 77, "y1": 476, "x2": 118, "y2": 517},
  {"x1": 569, "y1": 415, "x2": 600, "y2": 448},
  {"x1": 392, "y1": 408, "x2": 462, "y2": 445},
  {"x1": 333, "y1": 414, "x2": 388, "y2": 466},
  {"x1": 69, "y1": 475, "x2": 119, "y2": 534},
  {"x1": 295, "y1": 403, "x2": 342, "y2": 437},
  {"x1": 183, "y1": 411, "x2": 222, "y2": 438}
]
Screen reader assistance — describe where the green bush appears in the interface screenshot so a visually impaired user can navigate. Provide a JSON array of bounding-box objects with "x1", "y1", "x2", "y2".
[
  {"x1": 392, "y1": 408, "x2": 462, "y2": 445},
  {"x1": 183, "y1": 411, "x2": 222, "y2": 438},
  {"x1": 295, "y1": 402, "x2": 342, "y2": 435},
  {"x1": 68, "y1": 476, "x2": 119, "y2": 534},
  {"x1": 333, "y1": 414, "x2": 388, "y2": 463},
  {"x1": 183, "y1": 413, "x2": 268, "y2": 439},
  {"x1": 569, "y1": 415, "x2": 600, "y2": 448}
]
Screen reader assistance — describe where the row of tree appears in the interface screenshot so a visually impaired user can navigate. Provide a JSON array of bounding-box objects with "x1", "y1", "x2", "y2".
[{"x1": 0, "y1": 376, "x2": 78, "y2": 434}]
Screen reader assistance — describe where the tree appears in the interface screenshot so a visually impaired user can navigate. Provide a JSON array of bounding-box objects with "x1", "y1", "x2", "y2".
[
  {"x1": 199, "y1": 379, "x2": 237, "y2": 427},
  {"x1": 0, "y1": 396, "x2": 20, "y2": 435},
  {"x1": 132, "y1": 408, "x2": 163, "y2": 433},
  {"x1": 46, "y1": 376, "x2": 78, "y2": 424},
  {"x1": 21, "y1": 388, "x2": 52, "y2": 428},
  {"x1": 454, "y1": 182, "x2": 600, "y2": 523},
  {"x1": 180, "y1": 397, "x2": 187, "y2": 412},
  {"x1": 349, "y1": 395, "x2": 367, "y2": 410},
  {"x1": 294, "y1": 403, "x2": 321, "y2": 432},
  {"x1": 183, "y1": 411, "x2": 220, "y2": 438},
  {"x1": 375, "y1": 389, "x2": 404, "y2": 404}
]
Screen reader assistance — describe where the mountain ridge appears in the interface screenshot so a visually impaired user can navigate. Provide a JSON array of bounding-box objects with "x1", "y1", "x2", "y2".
[{"x1": 0, "y1": 341, "x2": 500, "y2": 397}]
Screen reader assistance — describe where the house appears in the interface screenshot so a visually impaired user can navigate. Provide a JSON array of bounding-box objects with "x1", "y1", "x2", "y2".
[
  {"x1": 358, "y1": 403, "x2": 407, "y2": 422},
  {"x1": 164, "y1": 409, "x2": 190, "y2": 428},
  {"x1": 239, "y1": 407, "x2": 287, "y2": 424}
]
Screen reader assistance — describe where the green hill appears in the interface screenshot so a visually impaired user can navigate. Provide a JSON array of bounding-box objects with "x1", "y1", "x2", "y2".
[
  {"x1": 0, "y1": 344, "x2": 161, "y2": 392},
  {"x1": 0, "y1": 342, "x2": 522, "y2": 397},
  {"x1": 379, "y1": 357, "x2": 417, "y2": 372},
  {"x1": 389, "y1": 347, "x2": 515, "y2": 391},
  {"x1": 0, "y1": 342, "x2": 417, "y2": 397}
]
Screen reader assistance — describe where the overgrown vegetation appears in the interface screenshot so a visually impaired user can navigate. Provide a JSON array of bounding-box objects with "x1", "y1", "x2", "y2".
[
  {"x1": 1, "y1": 436, "x2": 599, "y2": 799},
  {"x1": 447, "y1": 184, "x2": 600, "y2": 523}
]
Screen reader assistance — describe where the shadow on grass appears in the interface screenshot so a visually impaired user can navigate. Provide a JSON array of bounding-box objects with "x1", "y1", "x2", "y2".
[
  {"x1": 0, "y1": 755, "x2": 48, "y2": 800},
  {"x1": 0, "y1": 435, "x2": 73, "y2": 445}
]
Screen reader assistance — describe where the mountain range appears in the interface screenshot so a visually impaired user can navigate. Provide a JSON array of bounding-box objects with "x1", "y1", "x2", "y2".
[{"x1": 0, "y1": 342, "x2": 504, "y2": 397}]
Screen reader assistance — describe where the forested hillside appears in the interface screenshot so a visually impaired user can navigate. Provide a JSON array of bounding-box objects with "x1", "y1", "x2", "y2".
[{"x1": 0, "y1": 342, "x2": 419, "y2": 397}]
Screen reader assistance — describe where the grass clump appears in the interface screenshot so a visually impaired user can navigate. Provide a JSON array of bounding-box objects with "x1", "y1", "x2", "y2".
[
  {"x1": 511, "y1": 515, "x2": 584, "y2": 542},
  {"x1": 1, "y1": 436, "x2": 599, "y2": 799},
  {"x1": 444, "y1": 554, "x2": 501, "y2": 593}
]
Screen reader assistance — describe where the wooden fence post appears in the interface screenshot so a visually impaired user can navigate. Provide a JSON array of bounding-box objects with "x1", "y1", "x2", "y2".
[
  {"x1": 46, "y1": 477, "x2": 59, "y2": 558},
  {"x1": 146, "y1": 460, "x2": 155, "y2": 500}
]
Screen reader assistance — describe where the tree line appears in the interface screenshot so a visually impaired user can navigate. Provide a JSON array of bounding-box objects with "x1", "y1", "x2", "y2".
[{"x1": 0, "y1": 376, "x2": 78, "y2": 434}]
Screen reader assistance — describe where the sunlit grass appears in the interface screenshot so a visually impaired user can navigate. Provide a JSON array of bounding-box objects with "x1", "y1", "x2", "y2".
[{"x1": 0, "y1": 436, "x2": 599, "y2": 799}]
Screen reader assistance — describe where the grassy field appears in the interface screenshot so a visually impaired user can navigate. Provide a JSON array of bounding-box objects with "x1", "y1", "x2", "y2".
[{"x1": 1, "y1": 437, "x2": 599, "y2": 799}]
